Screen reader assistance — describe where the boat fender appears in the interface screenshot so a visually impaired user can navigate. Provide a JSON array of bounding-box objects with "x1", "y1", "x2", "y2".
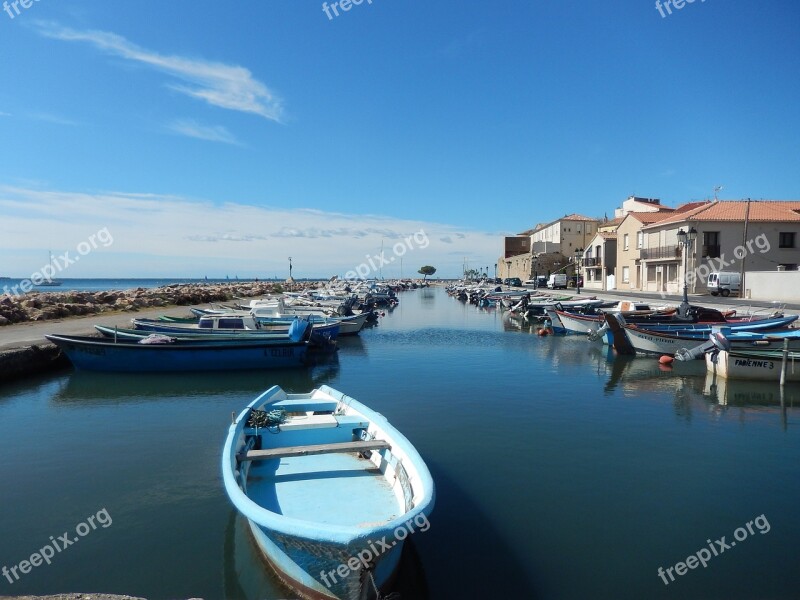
[{"x1": 659, "y1": 355, "x2": 674, "y2": 365}]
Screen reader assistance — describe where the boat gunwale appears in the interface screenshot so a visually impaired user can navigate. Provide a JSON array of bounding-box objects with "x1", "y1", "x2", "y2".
[{"x1": 46, "y1": 333, "x2": 308, "y2": 350}]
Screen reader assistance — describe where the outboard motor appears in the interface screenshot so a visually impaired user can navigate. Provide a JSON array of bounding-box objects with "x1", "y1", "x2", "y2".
[{"x1": 288, "y1": 318, "x2": 311, "y2": 343}]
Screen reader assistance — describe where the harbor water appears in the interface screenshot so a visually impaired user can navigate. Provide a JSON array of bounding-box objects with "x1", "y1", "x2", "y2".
[{"x1": 1, "y1": 287, "x2": 798, "y2": 599}]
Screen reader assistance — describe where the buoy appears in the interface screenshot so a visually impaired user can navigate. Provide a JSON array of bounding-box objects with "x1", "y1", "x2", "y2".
[
  {"x1": 659, "y1": 355, "x2": 674, "y2": 365},
  {"x1": 538, "y1": 328, "x2": 549, "y2": 336}
]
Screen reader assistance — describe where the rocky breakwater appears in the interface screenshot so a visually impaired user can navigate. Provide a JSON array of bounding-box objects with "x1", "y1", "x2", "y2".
[
  {"x1": 0, "y1": 281, "x2": 315, "y2": 327},
  {"x1": 0, "y1": 281, "x2": 317, "y2": 384}
]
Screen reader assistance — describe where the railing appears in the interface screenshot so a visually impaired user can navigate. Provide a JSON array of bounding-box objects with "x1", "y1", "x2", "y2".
[
  {"x1": 702, "y1": 244, "x2": 721, "y2": 258},
  {"x1": 584, "y1": 257, "x2": 602, "y2": 267},
  {"x1": 640, "y1": 245, "x2": 680, "y2": 260}
]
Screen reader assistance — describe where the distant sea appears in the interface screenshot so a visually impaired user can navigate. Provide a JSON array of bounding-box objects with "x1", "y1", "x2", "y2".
[{"x1": 0, "y1": 278, "x2": 299, "y2": 294}]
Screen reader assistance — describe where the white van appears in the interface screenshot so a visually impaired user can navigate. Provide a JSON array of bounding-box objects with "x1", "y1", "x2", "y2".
[
  {"x1": 707, "y1": 272, "x2": 741, "y2": 297},
  {"x1": 547, "y1": 273, "x2": 568, "y2": 289}
]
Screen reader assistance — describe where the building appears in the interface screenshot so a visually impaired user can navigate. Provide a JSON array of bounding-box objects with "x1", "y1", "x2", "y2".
[
  {"x1": 615, "y1": 212, "x2": 676, "y2": 291},
  {"x1": 581, "y1": 218, "x2": 622, "y2": 291},
  {"x1": 498, "y1": 214, "x2": 599, "y2": 281},
  {"x1": 639, "y1": 200, "x2": 800, "y2": 294},
  {"x1": 529, "y1": 214, "x2": 599, "y2": 255}
]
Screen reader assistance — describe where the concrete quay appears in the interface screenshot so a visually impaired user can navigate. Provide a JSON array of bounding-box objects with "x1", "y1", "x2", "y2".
[{"x1": 0, "y1": 304, "x2": 202, "y2": 384}]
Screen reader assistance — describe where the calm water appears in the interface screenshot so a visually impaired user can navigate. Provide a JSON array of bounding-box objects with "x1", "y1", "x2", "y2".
[{"x1": 1, "y1": 288, "x2": 798, "y2": 599}]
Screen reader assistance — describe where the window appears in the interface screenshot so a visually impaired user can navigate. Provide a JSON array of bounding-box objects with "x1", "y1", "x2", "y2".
[
  {"x1": 218, "y1": 318, "x2": 245, "y2": 329},
  {"x1": 622, "y1": 266, "x2": 630, "y2": 283},
  {"x1": 703, "y1": 231, "x2": 721, "y2": 258},
  {"x1": 779, "y1": 232, "x2": 796, "y2": 248},
  {"x1": 637, "y1": 231, "x2": 643, "y2": 249},
  {"x1": 623, "y1": 233, "x2": 629, "y2": 251}
]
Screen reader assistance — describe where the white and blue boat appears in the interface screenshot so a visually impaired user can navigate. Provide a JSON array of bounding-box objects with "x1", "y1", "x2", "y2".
[
  {"x1": 131, "y1": 314, "x2": 340, "y2": 344},
  {"x1": 222, "y1": 385, "x2": 435, "y2": 600}
]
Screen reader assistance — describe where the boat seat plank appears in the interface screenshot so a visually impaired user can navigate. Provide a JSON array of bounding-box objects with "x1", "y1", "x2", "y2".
[{"x1": 238, "y1": 440, "x2": 391, "y2": 462}]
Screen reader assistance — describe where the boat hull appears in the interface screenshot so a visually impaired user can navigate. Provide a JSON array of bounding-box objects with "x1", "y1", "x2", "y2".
[
  {"x1": 46, "y1": 335, "x2": 309, "y2": 372},
  {"x1": 706, "y1": 349, "x2": 800, "y2": 381}
]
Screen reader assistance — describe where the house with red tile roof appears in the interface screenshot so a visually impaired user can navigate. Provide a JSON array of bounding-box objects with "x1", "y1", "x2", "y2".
[{"x1": 638, "y1": 200, "x2": 800, "y2": 295}]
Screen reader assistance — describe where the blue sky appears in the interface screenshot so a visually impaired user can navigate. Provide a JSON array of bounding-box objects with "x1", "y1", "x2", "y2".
[{"x1": 0, "y1": 0, "x2": 798, "y2": 278}]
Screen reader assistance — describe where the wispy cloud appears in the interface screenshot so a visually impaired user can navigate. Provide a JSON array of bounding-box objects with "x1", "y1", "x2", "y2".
[
  {"x1": 169, "y1": 119, "x2": 242, "y2": 146},
  {"x1": 34, "y1": 22, "x2": 284, "y2": 122},
  {"x1": 27, "y1": 112, "x2": 79, "y2": 126},
  {"x1": 0, "y1": 112, "x2": 11, "y2": 117},
  {"x1": 0, "y1": 186, "x2": 498, "y2": 278}
]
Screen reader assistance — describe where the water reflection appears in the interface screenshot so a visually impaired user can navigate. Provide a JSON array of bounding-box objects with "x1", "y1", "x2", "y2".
[
  {"x1": 704, "y1": 370, "x2": 798, "y2": 430},
  {"x1": 52, "y1": 358, "x2": 341, "y2": 405},
  {"x1": 222, "y1": 509, "x2": 431, "y2": 600}
]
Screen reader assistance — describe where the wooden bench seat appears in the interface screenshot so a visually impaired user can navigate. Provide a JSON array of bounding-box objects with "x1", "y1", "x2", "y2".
[{"x1": 237, "y1": 440, "x2": 391, "y2": 462}]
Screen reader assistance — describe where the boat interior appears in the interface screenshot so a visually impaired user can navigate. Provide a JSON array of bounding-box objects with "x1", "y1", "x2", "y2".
[{"x1": 237, "y1": 395, "x2": 412, "y2": 528}]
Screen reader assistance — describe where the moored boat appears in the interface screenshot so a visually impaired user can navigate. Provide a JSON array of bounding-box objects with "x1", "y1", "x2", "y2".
[
  {"x1": 599, "y1": 313, "x2": 799, "y2": 355},
  {"x1": 222, "y1": 385, "x2": 435, "y2": 600},
  {"x1": 46, "y1": 321, "x2": 314, "y2": 372},
  {"x1": 705, "y1": 348, "x2": 800, "y2": 382}
]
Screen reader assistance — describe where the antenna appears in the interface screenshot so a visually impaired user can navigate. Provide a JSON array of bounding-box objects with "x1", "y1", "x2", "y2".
[{"x1": 713, "y1": 186, "x2": 723, "y2": 201}]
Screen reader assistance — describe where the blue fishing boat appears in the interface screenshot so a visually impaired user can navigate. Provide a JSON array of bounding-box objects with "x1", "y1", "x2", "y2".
[
  {"x1": 222, "y1": 385, "x2": 435, "y2": 600},
  {"x1": 46, "y1": 321, "x2": 313, "y2": 372}
]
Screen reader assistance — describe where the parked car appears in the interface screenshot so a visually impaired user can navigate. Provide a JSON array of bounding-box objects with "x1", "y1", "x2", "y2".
[
  {"x1": 707, "y1": 271, "x2": 741, "y2": 297},
  {"x1": 547, "y1": 273, "x2": 568, "y2": 289},
  {"x1": 503, "y1": 277, "x2": 522, "y2": 287}
]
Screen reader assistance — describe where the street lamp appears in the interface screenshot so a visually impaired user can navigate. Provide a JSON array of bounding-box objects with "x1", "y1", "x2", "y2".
[
  {"x1": 574, "y1": 248, "x2": 583, "y2": 294},
  {"x1": 676, "y1": 227, "x2": 697, "y2": 317}
]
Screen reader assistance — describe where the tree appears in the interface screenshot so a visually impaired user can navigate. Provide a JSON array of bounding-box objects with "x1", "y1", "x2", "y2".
[{"x1": 418, "y1": 266, "x2": 437, "y2": 280}]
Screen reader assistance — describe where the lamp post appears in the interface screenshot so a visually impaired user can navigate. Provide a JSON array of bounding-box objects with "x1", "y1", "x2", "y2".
[
  {"x1": 676, "y1": 227, "x2": 697, "y2": 317},
  {"x1": 574, "y1": 248, "x2": 583, "y2": 294}
]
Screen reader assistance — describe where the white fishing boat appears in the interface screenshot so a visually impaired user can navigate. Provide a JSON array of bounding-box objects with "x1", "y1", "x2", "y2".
[{"x1": 706, "y1": 347, "x2": 800, "y2": 382}]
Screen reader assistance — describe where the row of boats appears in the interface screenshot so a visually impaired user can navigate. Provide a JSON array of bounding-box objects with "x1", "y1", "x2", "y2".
[
  {"x1": 47, "y1": 287, "x2": 399, "y2": 372},
  {"x1": 43, "y1": 281, "x2": 434, "y2": 599},
  {"x1": 449, "y1": 283, "x2": 800, "y2": 384}
]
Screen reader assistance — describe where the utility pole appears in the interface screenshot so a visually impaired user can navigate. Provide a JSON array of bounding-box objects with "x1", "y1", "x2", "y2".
[{"x1": 738, "y1": 198, "x2": 751, "y2": 298}]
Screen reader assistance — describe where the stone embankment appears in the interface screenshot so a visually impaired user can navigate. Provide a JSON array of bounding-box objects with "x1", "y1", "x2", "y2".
[{"x1": 0, "y1": 281, "x2": 312, "y2": 327}]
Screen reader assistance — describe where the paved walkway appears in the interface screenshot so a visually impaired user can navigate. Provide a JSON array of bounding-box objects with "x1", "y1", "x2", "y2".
[
  {"x1": 0, "y1": 305, "x2": 199, "y2": 350},
  {"x1": 541, "y1": 287, "x2": 800, "y2": 314}
]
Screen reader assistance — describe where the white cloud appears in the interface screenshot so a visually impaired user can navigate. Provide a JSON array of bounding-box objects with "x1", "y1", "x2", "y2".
[
  {"x1": 168, "y1": 119, "x2": 242, "y2": 145},
  {"x1": 34, "y1": 22, "x2": 284, "y2": 122},
  {"x1": 0, "y1": 186, "x2": 499, "y2": 278}
]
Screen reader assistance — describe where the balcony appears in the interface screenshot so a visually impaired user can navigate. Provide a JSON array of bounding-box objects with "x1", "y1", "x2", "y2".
[
  {"x1": 702, "y1": 244, "x2": 721, "y2": 258},
  {"x1": 584, "y1": 257, "x2": 602, "y2": 267},
  {"x1": 640, "y1": 245, "x2": 681, "y2": 260}
]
